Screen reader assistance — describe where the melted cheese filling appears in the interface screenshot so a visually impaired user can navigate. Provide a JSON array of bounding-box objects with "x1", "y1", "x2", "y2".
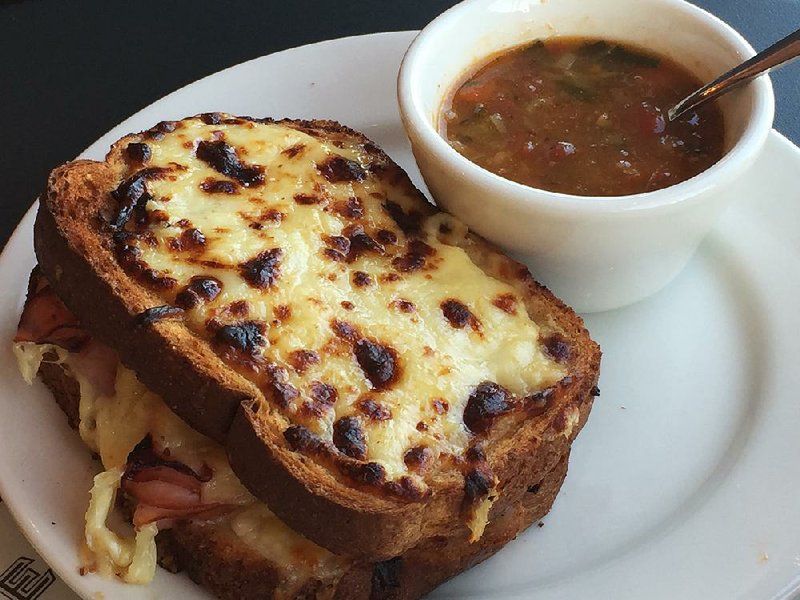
[
  {"x1": 13, "y1": 341, "x2": 345, "y2": 587},
  {"x1": 125, "y1": 117, "x2": 565, "y2": 478}
]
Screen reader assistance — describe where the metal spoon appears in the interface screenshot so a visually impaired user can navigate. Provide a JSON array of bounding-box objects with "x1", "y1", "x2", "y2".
[{"x1": 668, "y1": 26, "x2": 800, "y2": 121}]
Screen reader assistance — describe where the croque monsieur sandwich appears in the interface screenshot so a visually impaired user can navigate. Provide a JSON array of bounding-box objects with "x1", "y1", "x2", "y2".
[{"x1": 13, "y1": 114, "x2": 601, "y2": 599}]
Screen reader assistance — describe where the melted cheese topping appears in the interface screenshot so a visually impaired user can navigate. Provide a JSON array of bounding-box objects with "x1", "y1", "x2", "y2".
[
  {"x1": 13, "y1": 340, "x2": 344, "y2": 588},
  {"x1": 121, "y1": 116, "x2": 565, "y2": 480}
]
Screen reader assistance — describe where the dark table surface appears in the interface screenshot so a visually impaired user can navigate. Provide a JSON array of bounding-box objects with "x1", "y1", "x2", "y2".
[{"x1": 1, "y1": 0, "x2": 798, "y2": 251}]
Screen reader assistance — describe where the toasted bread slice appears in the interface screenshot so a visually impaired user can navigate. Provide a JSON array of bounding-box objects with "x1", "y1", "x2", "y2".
[
  {"x1": 35, "y1": 114, "x2": 600, "y2": 558},
  {"x1": 35, "y1": 349, "x2": 569, "y2": 600}
]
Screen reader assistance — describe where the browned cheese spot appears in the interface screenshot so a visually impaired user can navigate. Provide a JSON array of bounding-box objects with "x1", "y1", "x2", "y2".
[
  {"x1": 196, "y1": 140, "x2": 265, "y2": 187},
  {"x1": 147, "y1": 210, "x2": 169, "y2": 225},
  {"x1": 333, "y1": 416, "x2": 368, "y2": 460},
  {"x1": 200, "y1": 178, "x2": 239, "y2": 195},
  {"x1": 284, "y1": 425, "x2": 326, "y2": 453},
  {"x1": 357, "y1": 397, "x2": 392, "y2": 421},
  {"x1": 375, "y1": 229, "x2": 398, "y2": 245},
  {"x1": 186, "y1": 257, "x2": 228, "y2": 270},
  {"x1": 225, "y1": 300, "x2": 250, "y2": 318},
  {"x1": 541, "y1": 333, "x2": 571, "y2": 363},
  {"x1": 263, "y1": 363, "x2": 300, "y2": 409},
  {"x1": 339, "y1": 461, "x2": 386, "y2": 486},
  {"x1": 133, "y1": 305, "x2": 184, "y2": 328},
  {"x1": 323, "y1": 249, "x2": 345, "y2": 262},
  {"x1": 390, "y1": 299, "x2": 415, "y2": 313},
  {"x1": 212, "y1": 320, "x2": 266, "y2": 356},
  {"x1": 273, "y1": 304, "x2": 292, "y2": 322},
  {"x1": 432, "y1": 398, "x2": 449, "y2": 414},
  {"x1": 294, "y1": 192, "x2": 321, "y2": 205},
  {"x1": 416, "y1": 421, "x2": 429, "y2": 432},
  {"x1": 110, "y1": 167, "x2": 172, "y2": 229},
  {"x1": 362, "y1": 141, "x2": 383, "y2": 157},
  {"x1": 323, "y1": 235, "x2": 351, "y2": 263},
  {"x1": 463, "y1": 466, "x2": 495, "y2": 503},
  {"x1": 333, "y1": 196, "x2": 364, "y2": 219},
  {"x1": 492, "y1": 293, "x2": 518, "y2": 315},
  {"x1": 169, "y1": 227, "x2": 206, "y2": 252},
  {"x1": 136, "y1": 231, "x2": 158, "y2": 247},
  {"x1": 465, "y1": 444, "x2": 486, "y2": 463},
  {"x1": 383, "y1": 200, "x2": 423, "y2": 236},
  {"x1": 392, "y1": 240, "x2": 435, "y2": 273},
  {"x1": 175, "y1": 276, "x2": 222, "y2": 309},
  {"x1": 303, "y1": 382, "x2": 338, "y2": 417},
  {"x1": 222, "y1": 117, "x2": 249, "y2": 126},
  {"x1": 317, "y1": 156, "x2": 366, "y2": 183},
  {"x1": 287, "y1": 349, "x2": 320, "y2": 374},
  {"x1": 240, "y1": 248, "x2": 283, "y2": 288},
  {"x1": 463, "y1": 381, "x2": 515, "y2": 434},
  {"x1": 199, "y1": 112, "x2": 223, "y2": 125},
  {"x1": 343, "y1": 224, "x2": 385, "y2": 262},
  {"x1": 145, "y1": 120, "x2": 177, "y2": 140},
  {"x1": 282, "y1": 143, "x2": 306, "y2": 158},
  {"x1": 440, "y1": 299, "x2": 482, "y2": 332},
  {"x1": 259, "y1": 208, "x2": 284, "y2": 223},
  {"x1": 124, "y1": 142, "x2": 151, "y2": 165},
  {"x1": 354, "y1": 339, "x2": 399, "y2": 390},
  {"x1": 340, "y1": 300, "x2": 354, "y2": 310},
  {"x1": 352, "y1": 271, "x2": 373, "y2": 287},
  {"x1": 403, "y1": 446, "x2": 432, "y2": 471},
  {"x1": 380, "y1": 272, "x2": 401, "y2": 284},
  {"x1": 175, "y1": 218, "x2": 192, "y2": 228},
  {"x1": 330, "y1": 319, "x2": 359, "y2": 341}
]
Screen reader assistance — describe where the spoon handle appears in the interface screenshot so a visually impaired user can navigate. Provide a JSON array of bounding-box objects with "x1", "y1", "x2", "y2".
[{"x1": 668, "y1": 27, "x2": 800, "y2": 121}]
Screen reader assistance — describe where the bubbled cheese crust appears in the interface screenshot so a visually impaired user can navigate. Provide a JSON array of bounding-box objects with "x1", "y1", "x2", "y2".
[{"x1": 110, "y1": 115, "x2": 564, "y2": 485}]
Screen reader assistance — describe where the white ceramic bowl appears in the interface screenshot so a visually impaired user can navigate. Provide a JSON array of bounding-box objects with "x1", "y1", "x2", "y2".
[{"x1": 397, "y1": 0, "x2": 775, "y2": 313}]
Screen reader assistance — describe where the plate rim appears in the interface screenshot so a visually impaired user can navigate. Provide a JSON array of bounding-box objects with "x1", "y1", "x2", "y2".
[{"x1": 0, "y1": 29, "x2": 799, "y2": 600}]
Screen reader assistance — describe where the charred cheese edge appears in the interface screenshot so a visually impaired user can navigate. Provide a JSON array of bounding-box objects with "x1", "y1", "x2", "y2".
[
  {"x1": 112, "y1": 115, "x2": 567, "y2": 494},
  {"x1": 13, "y1": 341, "x2": 348, "y2": 590}
]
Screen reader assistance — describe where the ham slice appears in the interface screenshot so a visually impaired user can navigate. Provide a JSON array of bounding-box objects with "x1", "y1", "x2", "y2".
[
  {"x1": 15, "y1": 273, "x2": 118, "y2": 396},
  {"x1": 15, "y1": 280, "x2": 89, "y2": 351},
  {"x1": 122, "y1": 437, "x2": 232, "y2": 528},
  {"x1": 67, "y1": 339, "x2": 119, "y2": 398}
]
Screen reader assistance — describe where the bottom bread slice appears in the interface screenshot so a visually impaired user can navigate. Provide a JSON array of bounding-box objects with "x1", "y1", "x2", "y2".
[{"x1": 37, "y1": 358, "x2": 568, "y2": 600}]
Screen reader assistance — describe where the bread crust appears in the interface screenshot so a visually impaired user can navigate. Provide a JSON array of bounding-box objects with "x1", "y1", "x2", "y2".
[
  {"x1": 35, "y1": 116, "x2": 600, "y2": 559},
  {"x1": 37, "y1": 356, "x2": 569, "y2": 600}
]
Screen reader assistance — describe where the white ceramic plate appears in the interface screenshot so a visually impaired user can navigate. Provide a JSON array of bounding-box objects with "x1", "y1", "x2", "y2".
[{"x1": 0, "y1": 31, "x2": 798, "y2": 600}]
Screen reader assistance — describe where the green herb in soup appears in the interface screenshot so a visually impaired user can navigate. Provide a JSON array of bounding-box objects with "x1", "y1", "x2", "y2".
[{"x1": 442, "y1": 37, "x2": 725, "y2": 196}]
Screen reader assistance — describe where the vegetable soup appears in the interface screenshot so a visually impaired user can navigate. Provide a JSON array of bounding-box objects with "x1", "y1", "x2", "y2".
[{"x1": 442, "y1": 38, "x2": 725, "y2": 196}]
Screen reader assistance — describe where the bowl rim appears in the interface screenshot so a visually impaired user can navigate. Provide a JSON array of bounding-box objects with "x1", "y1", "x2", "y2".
[{"x1": 397, "y1": 0, "x2": 776, "y2": 214}]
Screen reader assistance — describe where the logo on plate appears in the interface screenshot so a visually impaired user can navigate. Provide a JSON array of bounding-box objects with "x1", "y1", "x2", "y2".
[{"x1": 0, "y1": 557, "x2": 55, "y2": 600}]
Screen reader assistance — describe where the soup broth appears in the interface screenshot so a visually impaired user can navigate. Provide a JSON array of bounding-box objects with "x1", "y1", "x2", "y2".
[{"x1": 443, "y1": 38, "x2": 725, "y2": 196}]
